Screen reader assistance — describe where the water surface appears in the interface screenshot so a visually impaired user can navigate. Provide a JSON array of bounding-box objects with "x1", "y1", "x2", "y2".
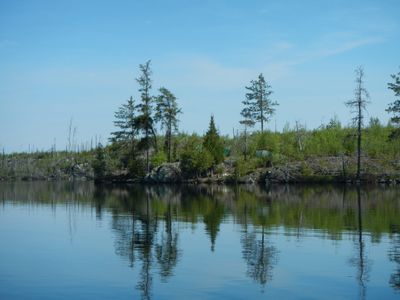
[{"x1": 0, "y1": 182, "x2": 399, "y2": 299}]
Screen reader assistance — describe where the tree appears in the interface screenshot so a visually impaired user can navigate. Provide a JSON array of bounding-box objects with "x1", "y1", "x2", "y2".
[
  {"x1": 135, "y1": 60, "x2": 158, "y2": 173},
  {"x1": 155, "y1": 87, "x2": 182, "y2": 162},
  {"x1": 110, "y1": 96, "x2": 137, "y2": 147},
  {"x1": 203, "y1": 115, "x2": 224, "y2": 166},
  {"x1": 345, "y1": 66, "x2": 370, "y2": 181},
  {"x1": 243, "y1": 74, "x2": 278, "y2": 132},
  {"x1": 92, "y1": 143, "x2": 106, "y2": 181},
  {"x1": 387, "y1": 69, "x2": 400, "y2": 140},
  {"x1": 240, "y1": 102, "x2": 255, "y2": 161}
]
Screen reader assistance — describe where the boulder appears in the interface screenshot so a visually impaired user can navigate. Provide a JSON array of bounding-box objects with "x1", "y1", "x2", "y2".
[{"x1": 145, "y1": 163, "x2": 182, "y2": 183}]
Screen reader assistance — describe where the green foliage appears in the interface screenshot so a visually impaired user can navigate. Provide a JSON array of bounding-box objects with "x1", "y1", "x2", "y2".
[
  {"x1": 234, "y1": 157, "x2": 258, "y2": 178},
  {"x1": 203, "y1": 116, "x2": 224, "y2": 165},
  {"x1": 303, "y1": 127, "x2": 346, "y2": 157},
  {"x1": 128, "y1": 157, "x2": 146, "y2": 178},
  {"x1": 92, "y1": 144, "x2": 106, "y2": 179},
  {"x1": 155, "y1": 87, "x2": 182, "y2": 162},
  {"x1": 151, "y1": 151, "x2": 167, "y2": 168},
  {"x1": 242, "y1": 73, "x2": 278, "y2": 132},
  {"x1": 235, "y1": 116, "x2": 400, "y2": 165},
  {"x1": 135, "y1": 60, "x2": 157, "y2": 172},
  {"x1": 387, "y1": 69, "x2": 400, "y2": 140},
  {"x1": 110, "y1": 97, "x2": 136, "y2": 145},
  {"x1": 180, "y1": 135, "x2": 213, "y2": 177}
]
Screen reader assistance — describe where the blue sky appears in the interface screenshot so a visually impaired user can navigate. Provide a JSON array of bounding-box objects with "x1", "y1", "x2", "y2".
[{"x1": 0, "y1": 0, "x2": 399, "y2": 152}]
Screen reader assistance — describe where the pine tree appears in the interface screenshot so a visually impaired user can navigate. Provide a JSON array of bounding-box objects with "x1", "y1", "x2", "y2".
[
  {"x1": 345, "y1": 66, "x2": 370, "y2": 181},
  {"x1": 387, "y1": 69, "x2": 400, "y2": 140},
  {"x1": 243, "y1": 74, "x2": 278, "y2": 132},
  {"x1": 135, "y1": 60, "x2": 157, "y2": 173},
  {"x1": 203, "y1": 116, "x2": 224, "y2": 166},
  {"x1": 155, "y1": 87, "x2": 182, "y2": 162}
]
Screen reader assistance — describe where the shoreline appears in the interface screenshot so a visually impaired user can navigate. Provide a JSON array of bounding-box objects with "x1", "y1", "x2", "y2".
[{"x1": 1, "y1": 173, "x2": 399, "y2": 185}]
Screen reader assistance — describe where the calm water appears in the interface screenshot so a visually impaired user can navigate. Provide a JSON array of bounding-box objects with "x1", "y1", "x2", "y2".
[{"x1": 0, "y1": 182, "x2": 399, "y2": 300}]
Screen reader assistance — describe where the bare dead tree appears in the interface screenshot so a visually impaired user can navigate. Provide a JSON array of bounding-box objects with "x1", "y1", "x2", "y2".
[
  {"x1": 67, "y1": 118, "x2": 73, "y2": 152},
  {"x1": 345, "y1": 67, "x2": 370, "y2": 182},
  {"x1": 295, "y1": 120, "x2": 306, "y2": 152}
]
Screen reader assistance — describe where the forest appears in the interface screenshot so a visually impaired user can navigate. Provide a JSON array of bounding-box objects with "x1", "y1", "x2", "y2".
[{"x1": 1, "y1": 62, "x2": 399, "y2": 184}]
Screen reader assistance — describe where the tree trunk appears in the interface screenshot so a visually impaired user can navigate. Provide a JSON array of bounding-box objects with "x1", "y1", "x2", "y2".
[
  {"x1": 357, "y1": 99, "x2": 362, "y2": 182},
  {"x1": 146, "y1": 132, "x2": 150, "y2": 174},
  {"x1": 261, "y1": 114, "x2": 264, "y2": 132},
  {"x1": 167, "y1": 130, "x2": 172, "y2": 163},
  {"x1": 167, "y1": 120, "x2": 172, "y2": 163},
  {"x1": 244, "y1": 127, "x2": 248, "y2": 161}
]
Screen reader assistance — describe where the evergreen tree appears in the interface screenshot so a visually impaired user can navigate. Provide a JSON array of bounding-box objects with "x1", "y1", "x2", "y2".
[
  {"x1": 155, "y1": 87, "x2": 182, "y2": 162},
  {"x1": 92, "y1": 143, "x2": 106, "y2": 181},
  {"x1": 110, "y1": 96, "x2": 137, "y2": 147},
  {"x1": 345, "y1": 66, "x2": 370, "y2": 181},
  {"x1": 203, "y1": 116, "x2": 224, "y2": 165},
  {"x1": 387, "y1": 69, "x2": 400, "y2": 140},
  {"x1": 135, "y1": 60, "x2": 157, "y2": 173},
  {"x1": 243, "y1": 74, "x2": 278, "y2": 132}
]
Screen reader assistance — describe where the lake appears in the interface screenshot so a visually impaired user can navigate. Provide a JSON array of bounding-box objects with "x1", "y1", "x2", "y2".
[{"x1": 0, "y1": 182, "x2": 399, "y2": 299}]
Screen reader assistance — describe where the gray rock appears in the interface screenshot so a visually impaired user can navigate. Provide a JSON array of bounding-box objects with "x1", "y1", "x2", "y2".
[{"x1": 145, "y1": 163, "x2": 182, "y2": 183}]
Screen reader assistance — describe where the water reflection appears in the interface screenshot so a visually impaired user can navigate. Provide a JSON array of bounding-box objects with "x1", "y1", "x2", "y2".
[
  {"x1": 110, "y1": 187, "x2": 179, "y2": 300},
  {"x1": 348, "y1": 187, "x2": 370, "y2": 300},
  {"x1": 1, "y1": 182, "x2": 400, "y2": 299},
  {"x1": 389, "y1": 225, "x2": 400, "y2": 290},
  {"x1": 241, "y1": 225, "x2": 277, "y2": 288}
]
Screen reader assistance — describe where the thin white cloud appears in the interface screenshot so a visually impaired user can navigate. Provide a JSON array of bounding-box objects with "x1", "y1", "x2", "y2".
[
  {"x1": 316, "y1": 36, "x2": 383, "y2": 58},
  {"x1": 158, "y1": 56, "x2": 255, "y2": 90},
  {"x1": 265, "y1": 34, "x2": 384, "y2": 69}
]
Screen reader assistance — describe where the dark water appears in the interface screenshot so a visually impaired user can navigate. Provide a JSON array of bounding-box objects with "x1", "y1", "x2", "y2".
[{"x1": 0, "y1": 182, "x2": 399, "y2": 300}]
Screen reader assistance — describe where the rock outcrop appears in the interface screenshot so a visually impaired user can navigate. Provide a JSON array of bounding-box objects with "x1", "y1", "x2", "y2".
[{"x1": 144, "y1": 163, "x2": 182, "y2": 183}]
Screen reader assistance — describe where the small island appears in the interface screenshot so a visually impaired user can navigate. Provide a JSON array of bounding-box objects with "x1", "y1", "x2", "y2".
[{"x1": 1, "y1": 62, "x2": 399, "y2": 185}]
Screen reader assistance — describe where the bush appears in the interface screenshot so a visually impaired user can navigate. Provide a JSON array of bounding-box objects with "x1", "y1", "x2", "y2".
[
  {"x1": 151, "y1": 151, "x2": 167, "y2": 168},
  {"x1": 92, "y1": 145, "x2": 106, "y2": 180},
  {"x1": 128, "y1": 157, "x2": 145, "y2": 178},
  {"x1": 180, "y1": 135, "x2": 213, "y2": 177}
]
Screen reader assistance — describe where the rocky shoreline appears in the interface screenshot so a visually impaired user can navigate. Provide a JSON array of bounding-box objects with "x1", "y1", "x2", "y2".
[{"x1": 2, "y1": 156, "x2": 399, "y2": 185}]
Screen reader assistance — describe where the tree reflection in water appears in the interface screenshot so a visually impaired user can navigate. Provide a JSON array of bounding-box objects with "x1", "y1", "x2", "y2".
[
  {"x1": 241, "y1": 225, "x2": 277, "y2": 288},
  {"x1": 1, "y1": 182, "x2": 400, "y2": 298},
  {"x1": 348, "y1": 187, "x2": 371, "y2": 300},
  {"x1": 111, "y1": 187, "x2": 175, "y2": 300},
  {"x1": 155, "y1": 195, "x2": 180, "y2": 281},
  {"x1": 389, "y1": 225, "x2": 400, "y2": 290},
  {"x1": 237, "y1": 187, "x2": 278, "y2": 288}
]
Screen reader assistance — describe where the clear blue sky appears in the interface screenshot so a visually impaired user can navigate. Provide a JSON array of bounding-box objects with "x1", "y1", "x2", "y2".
[{"x1": 1, "y1": 0, "x2": 399, "y2": 152}]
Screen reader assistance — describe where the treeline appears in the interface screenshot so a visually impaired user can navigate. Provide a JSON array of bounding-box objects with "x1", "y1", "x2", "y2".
[
  {"x1": 0, "y1": 63, "x2": 399, "y2": 182},
  {"x1": 92, "y1": 62, "x2": 400, "y2": 180}
]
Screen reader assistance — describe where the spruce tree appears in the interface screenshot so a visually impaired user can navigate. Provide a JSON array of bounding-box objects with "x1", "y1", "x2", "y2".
[
  {"x1": 387, "y1": 69, "x2": 400, "y2": 140},
  {"x1": 155, "y1": 87, "x2": 182, "y2": 162},
  {"x1": 135, "y1": 60, "x2": 157, "y2": 173},
  {"x1": 243, "y1": 74, "x2": 277, "y2": 132},
  {"x1": 110, "y1": 96, "x2": 136, "y2": 148},
  {"x1": 203, "y1": 115, "x2": 224, "y2": 165}
]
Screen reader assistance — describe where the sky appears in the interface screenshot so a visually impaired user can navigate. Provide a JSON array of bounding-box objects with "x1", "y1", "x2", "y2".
[{"x1": 0, "y1": 0, "x2": 399, "y2": 152}]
